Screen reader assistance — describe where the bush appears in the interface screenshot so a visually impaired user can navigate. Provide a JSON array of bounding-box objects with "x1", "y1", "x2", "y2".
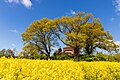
[
  {"x1": 54, "y1": 54, "x2": 73, "y2": 60},
  {"x1": 107, "y1": 54, "x2": 115, "y2": 62},
  {"x1": 0, "y1": 53, "x2": 4, "y2": 58},
  {"x1": 85, "y1": 57, "x2": 99, "y2": 61},
  {"x1": 79, "y1": 55, "x2": 99, "y2": 61},
  {"x1": 95, "y1": 52, "x2": 107, "y2": 61},
  {"x1": 114, "y1": 53, "x2": 120, "y2": 62},
  {"x1": 27, "y1": 54, "x2": 47, "y2": 60},
  {"x1": 79, "y1": 53, "x2": 107, "y2": 61}
]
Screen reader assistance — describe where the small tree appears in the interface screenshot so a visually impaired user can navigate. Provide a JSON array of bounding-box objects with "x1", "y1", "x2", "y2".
[
  {"x1": 5, "y1": 49, "x2": 14, "y2": 57},
  {"x1": 0, "y1": 49, "x2": 6, "y2": 55}
]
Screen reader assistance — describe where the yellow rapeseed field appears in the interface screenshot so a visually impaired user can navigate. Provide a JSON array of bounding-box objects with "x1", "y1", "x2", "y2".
[{"x1": 0, "y1": 57, "x2": 120, "y2": 80}]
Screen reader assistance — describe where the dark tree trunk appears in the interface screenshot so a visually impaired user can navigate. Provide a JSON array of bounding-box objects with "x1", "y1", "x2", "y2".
[
  {"x1": 47, "y1": 53, "x2": 50, "y2": 60},
  {"x1": 74, "y1": 48, "x2": 79, "y2": 61},
  {"x1": 85, "y1": 44, "x2": 93, "y2": 56},
  {"x1": 85, "y1": 39, "x2": 94, "y2": 56}
]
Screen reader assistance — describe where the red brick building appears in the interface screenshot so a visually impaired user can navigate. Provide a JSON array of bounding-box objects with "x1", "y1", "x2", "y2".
[{"x1": 63, "y1": 46, "x2": 74, "y2": 54}]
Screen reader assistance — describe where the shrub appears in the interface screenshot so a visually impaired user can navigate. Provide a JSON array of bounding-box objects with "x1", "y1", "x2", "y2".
[
  {"x1": 79, "y1": 55, "x2": 99, "y2": 61},
  {"x1": 114, "y1": 53, "x2": 120, "y2": 62},
  {"x1": 95, "y1": 52, "x2": 107, "y2": 61},
  {"x1": 0, "y1": 53, "x2": 4, "y2": 58},
  {"x1": 27, "y1": 54, "x2": 47, "y2": 60},
  {"x1": 55, "y1": 54, "x2": 73, "y2": 60},
  {"x1": 85, "y1": 57, "x2": 99, "y2": 61},
  {"x1": 107, "y1": 54, "x2": 115, "y2": 62}
]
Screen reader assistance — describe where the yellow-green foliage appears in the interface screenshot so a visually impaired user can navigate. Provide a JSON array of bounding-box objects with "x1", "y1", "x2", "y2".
[{"x1": 0, "y1": 57, "x2": 120, "y2": 80}]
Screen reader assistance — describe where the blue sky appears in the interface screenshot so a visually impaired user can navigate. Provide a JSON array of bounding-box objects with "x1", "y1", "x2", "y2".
[{"x1": 0, "y1": 0, "x2": 120, "y2": 51}]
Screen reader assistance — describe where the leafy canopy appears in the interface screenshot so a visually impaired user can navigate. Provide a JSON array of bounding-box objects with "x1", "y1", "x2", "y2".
[{"x1": 21, "y1": 18, "x2": 58, "y2": 59}]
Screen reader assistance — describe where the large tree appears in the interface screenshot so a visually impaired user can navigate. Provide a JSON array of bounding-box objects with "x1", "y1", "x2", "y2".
[
  {"x1": 53, "y1": 12, "x2": 118, "y2": 60},
  {"x1": 21, "y1": 18, "x2": 58, "y2": 60},
  {"x1": 53, "y1": 12, "x2": 93, "y2": 60}
]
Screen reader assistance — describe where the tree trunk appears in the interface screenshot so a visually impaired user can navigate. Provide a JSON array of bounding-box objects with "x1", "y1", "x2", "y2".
[
  {"x1": 47, "y1": 53, "x2": 50, "y2": 60},
  {"x1": 85, "y1": 45, "x2": 93, "y2": 56},
  {"x1": 74, "y1": 48, "x2": 79, "y2": 61}
]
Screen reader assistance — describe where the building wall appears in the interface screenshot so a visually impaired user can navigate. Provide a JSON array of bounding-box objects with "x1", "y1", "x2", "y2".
[{"x1": 63, "y1": 47, "x2": 74, "y2": 54}]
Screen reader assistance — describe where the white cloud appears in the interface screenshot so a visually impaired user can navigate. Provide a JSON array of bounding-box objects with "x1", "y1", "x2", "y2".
[
  {"x1": 21, "y1": 0, "x2": 32, "y2": 8},
  {"x1": 12, "y1": 43, "x2": 16, "y2": 47},
  {"x1": 115, "y1": 41, "x2": 120, "y2": 45},
  {"x1": 5, "y1": 0, "x2": 19, "y2": 3},
  {"x1": 113, "y1": 0, "x2": 120, "y2": 12},
  {"x1": 110, "y1": 18, "x2": 115, "y2": 22},
  {"x1": 9, "y1": 29, "x2": 18, "y2": 33},
  {"x1": 4, "y1": 0, "x2": 32, "y2": 8},
  {"x1": 70, "y1": 10, "x2": 76, "y2": 15},
  {"x1": 65, "y1": 10, "x2": 76, "y2": 15},
  {"x1": 117, "y1": 13, "x2": 120, "y2": 15}
]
